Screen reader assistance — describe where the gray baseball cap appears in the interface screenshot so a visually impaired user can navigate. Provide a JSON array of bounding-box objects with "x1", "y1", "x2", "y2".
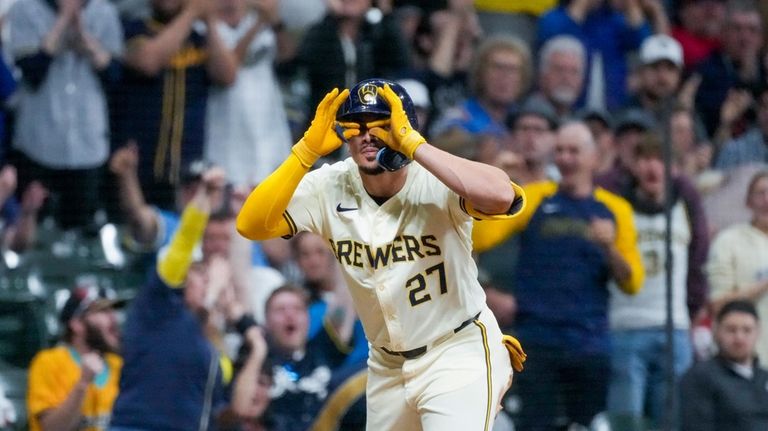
[
  {"x1": 577, "y1": 107, "x2": 614, "y2": 130},
  {"x1": 510, "y1": 97, "x2": 559, "y2": 130},
  {"x1": 614, "y1": 109, "x2": 656, "y2": 135}
]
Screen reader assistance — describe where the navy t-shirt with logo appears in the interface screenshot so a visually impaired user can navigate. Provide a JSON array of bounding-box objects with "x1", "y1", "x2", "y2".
[{"x1": 266, "y1": 327, "x2": 348, "y2": 431}]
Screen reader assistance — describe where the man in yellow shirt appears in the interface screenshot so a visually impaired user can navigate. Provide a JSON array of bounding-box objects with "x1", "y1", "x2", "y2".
[{"x1": 27, "y1": 286, "x2": 123, "y2": 431}]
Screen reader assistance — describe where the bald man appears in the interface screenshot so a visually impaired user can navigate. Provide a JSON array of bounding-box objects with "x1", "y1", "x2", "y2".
[{"x1": 473, "y1": 121, "x2": 643, "y2": 429}]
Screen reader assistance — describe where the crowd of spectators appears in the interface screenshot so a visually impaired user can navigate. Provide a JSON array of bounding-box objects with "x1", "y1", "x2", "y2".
[{"x1": 2, "y1": 0, "x2": 768, "y2": 430}]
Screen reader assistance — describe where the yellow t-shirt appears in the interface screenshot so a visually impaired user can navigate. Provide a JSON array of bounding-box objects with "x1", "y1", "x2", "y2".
[{"x1": 27, "y1": 345, "x2": 122, "y2": 431}]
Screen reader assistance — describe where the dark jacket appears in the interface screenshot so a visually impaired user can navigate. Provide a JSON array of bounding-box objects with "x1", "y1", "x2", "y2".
[
  {"x1": 293, "y1": 13, "x2": 411, "y2": 117},
  {"x1": 694, "y1": 51, "x2": 767, "y2": 137},
  {"x1": 110, "y1": 271, "x2": 226, "y2": 431},
  {"x1": 680, "y1": 356, "x2": 768, "y2": 431}
]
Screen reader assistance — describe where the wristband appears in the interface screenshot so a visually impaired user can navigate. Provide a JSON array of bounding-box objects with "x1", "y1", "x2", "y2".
[
  {"x1": 291, "y1": 139, "x2": 321, "y2": 169},
  {"x1": 400, "y1": 130, "x2": 426, "y2": 159}
]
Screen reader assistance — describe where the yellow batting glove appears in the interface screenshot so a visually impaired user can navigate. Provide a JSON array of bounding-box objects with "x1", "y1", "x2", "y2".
[
  {"x1": 338, "y1": 121, "x2": 363, "y2": 142},
  {"x1": 292, "y1": 88, "x2": 351, "y2": 168},
  {"x1": 367, "y1": 84, "x2": 426, "y2": 159},
  {"x1": 502, "y1": 334, "x2": 527, "y2": 372}
]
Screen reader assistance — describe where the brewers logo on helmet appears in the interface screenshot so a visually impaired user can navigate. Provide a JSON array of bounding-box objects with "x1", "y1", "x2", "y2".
[
  {"x1": 359, "y1": 83, "x2": 379, "y2": 105},
  {"x1": 337, "y1": 78, "x2": 419, "y2": 171},
  {"x1": 337, "y1": 78, "x2": 419, "y2": 129}
]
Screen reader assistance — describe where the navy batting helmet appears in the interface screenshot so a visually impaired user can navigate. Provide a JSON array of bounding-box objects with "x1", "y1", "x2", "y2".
[
  {"x1": 337, "y1": 78, "x2": 419, "y2": 129},
  {"x1": 337, "y1": 78, "x2": 418, "y2": 171}
]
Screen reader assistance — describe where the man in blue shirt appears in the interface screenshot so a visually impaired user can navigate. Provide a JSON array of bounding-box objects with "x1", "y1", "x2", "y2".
[
  {"x1": 474, "y1": 121, "x2": 644, "y2": 429},
  {"x1": 110, "y1": 167, "x2": 231, "y2": 431},
  {"x1": 537, "y1": 0, "x2": 652, "y2": 109}
]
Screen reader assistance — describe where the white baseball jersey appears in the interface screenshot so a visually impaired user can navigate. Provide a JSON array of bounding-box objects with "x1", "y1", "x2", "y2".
[{"x1": 284, "y1": 158, "x2": 486, "y2": 352}]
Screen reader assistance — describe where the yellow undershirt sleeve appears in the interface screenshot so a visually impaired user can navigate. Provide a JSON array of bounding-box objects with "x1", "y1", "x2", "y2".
[
  {"x1": 157, "y1": 204, "x2": 209, "y2": 287},
  {"x1": 236, "y1": 152, "x2": 309, "y2": 241},
  {"x1": 472, "y1": 181, "x2": 555, "y2": 253},
  {"x1": 461, "y1": 182, "x2": 527, "y2": 221}
]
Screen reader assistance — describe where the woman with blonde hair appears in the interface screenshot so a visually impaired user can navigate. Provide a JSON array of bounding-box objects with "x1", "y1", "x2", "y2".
[{"x1": 706, "y1": 170, "x2": 768, "y2": 362}]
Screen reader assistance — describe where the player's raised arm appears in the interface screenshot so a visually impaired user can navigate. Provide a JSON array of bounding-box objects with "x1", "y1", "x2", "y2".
[
  {"x1": 236, "y1": 89, "x2": 355, "y2": 240},
  {"x1": 368, "y1": 84, "x2": 524, "y2": 218}
]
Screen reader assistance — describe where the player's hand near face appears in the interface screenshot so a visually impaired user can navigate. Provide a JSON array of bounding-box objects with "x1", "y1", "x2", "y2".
[
  {"x1": 238, "y1": 88, "x2": 356, "y2": 240},
  {"x1": 365, "y1": 83, "x2": 518, "y2": 216},
  {"x1": 293, "y1": 88, "x2": 356, "y2": 168},
  {"x1": 367, "y1": 84, "x2": 426, "y2": 159}
]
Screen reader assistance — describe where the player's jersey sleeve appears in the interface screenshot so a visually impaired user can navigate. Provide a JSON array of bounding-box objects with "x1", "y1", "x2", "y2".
[
  {"x1": 421, "y1": 166, "x2": 476, "y2": 235},
  {"x1": 283, "y1": 165, "x2": 326, "y2": 237},
  {"x1": 595, "y1": 188, "x2": 645, "y2": 294},
  {"x1": 472, "y1": 181, "x2": 556, "y2": 253}
]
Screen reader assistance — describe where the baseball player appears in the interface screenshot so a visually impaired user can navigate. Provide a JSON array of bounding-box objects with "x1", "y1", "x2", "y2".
[{"x1": 237, "y1": 78, "x2": 526, "y2": 430}]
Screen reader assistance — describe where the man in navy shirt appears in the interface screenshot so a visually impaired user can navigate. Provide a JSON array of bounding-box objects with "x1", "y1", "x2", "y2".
[
  {"x1": 259, "y1": 284, "x2": 355, "y2": 431},
  {"x1": 473, "y1": 121, "x2": 644, "y2": 429},
  {"x1": 111, "y1": 0, "x2": 236, "y2": 210},
  {"x1": 110, "y1": 167, "x2": 231, "y2": 431}
]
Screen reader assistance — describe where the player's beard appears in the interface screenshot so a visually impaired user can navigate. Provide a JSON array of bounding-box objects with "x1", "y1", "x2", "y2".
[
  {"x1": 359, "y1": 165, "x2": 386, "y2": 175},
  {"x1": 358, "y1": 137, "x2": 386, "y2": 176},
  {"x1": 85, "y1": 322, "x2": 116, "y2": 355}
]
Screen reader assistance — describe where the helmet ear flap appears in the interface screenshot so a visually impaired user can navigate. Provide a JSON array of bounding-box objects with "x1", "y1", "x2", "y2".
[{"x1": 376, "y1": 148, "x2": 411, "y2": 172}]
